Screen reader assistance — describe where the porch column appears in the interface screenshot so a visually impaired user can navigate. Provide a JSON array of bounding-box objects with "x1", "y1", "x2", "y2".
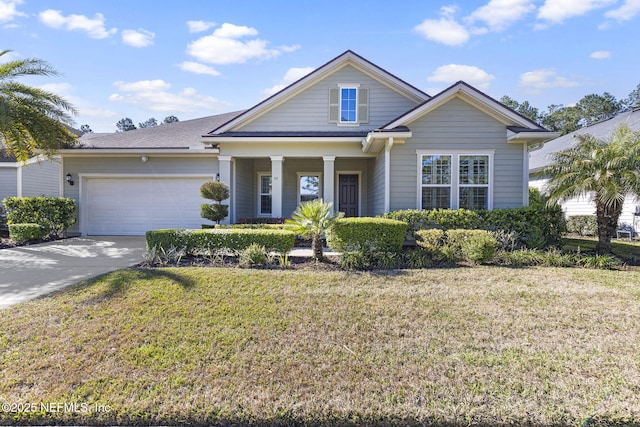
[
  {"x1": 218, "y1": 155, "x2": 232, "y2": 224},
  {"x1": 270, "y1": 156, "x2": 284, "y2": 218},
  {"x1": 384, "y1": 137, "x2": 394, "y2": 213},
  {"x1": 323, "y1": 156, "x2": 335, "y2": 209}
]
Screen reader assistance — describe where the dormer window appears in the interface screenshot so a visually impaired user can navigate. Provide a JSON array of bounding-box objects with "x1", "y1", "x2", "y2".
[{"x1": 329, "y1": 85, "x2": 369, "y2": 125}]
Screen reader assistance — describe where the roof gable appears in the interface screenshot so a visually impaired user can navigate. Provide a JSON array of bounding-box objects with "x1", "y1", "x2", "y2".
[
  {"x1": 383, "y1": 81, "x2": 546, "y2": 130},
  {"x1": 207, "y1": 50, "x2": 430, "y2": 135}
]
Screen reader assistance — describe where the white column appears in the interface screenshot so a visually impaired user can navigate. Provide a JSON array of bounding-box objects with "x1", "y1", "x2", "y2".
[
  {"x1": 270, "y1": 156, "x2": 284, "y2": 218},
  {"x1": 323, "y1": 156, "x2": 336, "y2": 209},
  {"x1": 384, "y1": 137, "x2": 394, "y2": 213},
  {"x1": 218, "y1": 155, "x2": 232, "y2": 224},
  {"x1": 523, "y1": 144, "x2": 530, "y2": 207}
]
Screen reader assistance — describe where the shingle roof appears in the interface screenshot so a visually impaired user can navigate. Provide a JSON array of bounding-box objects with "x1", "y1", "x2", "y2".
[
  {"x1": 529, "y1": 109, "x2": 640, "y2": 172},
  {"x1": 76, "y1": 111, "x2": 244, "y2": 149},
  {"x1": 216, "y1": 131, "x2": 369, "y2": 138}
]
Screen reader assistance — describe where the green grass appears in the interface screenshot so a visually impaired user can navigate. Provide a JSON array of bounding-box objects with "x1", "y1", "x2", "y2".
[
  {"x1": 564, "y1": 236, "x2": 640, "y2": 263},
  {"x1": 1, "y1": 267, "x2": 640, "y2": 426}
]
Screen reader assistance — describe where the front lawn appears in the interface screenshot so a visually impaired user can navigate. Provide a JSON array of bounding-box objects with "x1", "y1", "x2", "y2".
[
  {"x1": 1, "y1": 267, "x2": 640, "y2": 426},
  {"x1": 564, "y1": 236, "x2": 640, "y2": 264}
]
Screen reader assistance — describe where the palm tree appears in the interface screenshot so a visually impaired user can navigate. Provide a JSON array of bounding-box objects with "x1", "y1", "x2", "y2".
[
  {"x1": 542, "y1": 124, "x2": 640, "y2": 254},
  {"x1": 0, "y1": 50, "x2": 77, "y2": 162},
  {"x1": 285, "y1": 199, "x2": 343, "y2": 260}
]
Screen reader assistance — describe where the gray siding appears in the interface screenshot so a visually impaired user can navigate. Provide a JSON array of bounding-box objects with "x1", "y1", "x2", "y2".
[
  {"x1": 390, "y1": 97, "x2": 525, "y2": 211},
  {"x1": 63, "y1": 156, "x2": 219, "y2": 234},
  {"x1": 21, "y1": 160, "x2": 61, "y2": 197},
  {"x1": 0, "y1": 168, "x2": 17, "y2": 202},
  {"x1": 235, "y1": 158, "x2": 255, "y2": 219},
  {"x1": 237, "y1": 65, "x2": 420, "y2": 132}
]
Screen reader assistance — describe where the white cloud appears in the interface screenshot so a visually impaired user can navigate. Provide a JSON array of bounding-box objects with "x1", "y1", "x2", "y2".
[
  {"x1": 414, "y1": 6, "x2": 470, "y2": 46},
  {"x1": 466, "y1": 0, "x2": 536, "y2": 31},
  {"x1": 590, "y1": 50, "x2": 611, "y2": 59},
  {"x1": 187, "y1": 23, "x2": 297, "y2": 64},
  {"x1": 179, "y1": 61, "x2": 221, "y2": 76},
  {"x1": 519, "y1": 69, "x2": 581, "y2": 94},
  {"x1": 604, "y1": 0, "x2": 640, "y2": 21},
  {"x1": 122, "y1": 28, "x2": 155, "y2": 47},
  {"x1": 0, "y1": 0, "x2": 26, "y2": 24},
  {"x1": 186, "y1": 22, "x2": 293, "y2": 64},
  {"x1": 427, "y1": 64, "x2": 495, "y2": 90},
  {"x1": 38, "y1": 82, "x2": 118, "y2": 129},
  {"x1": 537, "y1": 0, "x2": 616, "y2": 23},
  {"x1": 186, "y1": 20, "x2": 216, "y2": 33},
  {"x1": 264, "y1": 67, "x2": 315, "y2": 96},
  {"x1": 38, "y1": 9, "x2": 117, "y2": 39},
  {"x1": 109, "y1": 79, "x2": 228, "y2": 113},
  {"x1": 113, "y1": 80, "x2": 170, "y2": 92}
]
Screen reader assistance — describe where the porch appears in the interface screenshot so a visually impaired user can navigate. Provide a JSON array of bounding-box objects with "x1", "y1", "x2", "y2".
[{"x1": 218, "y1": 156, "x2": 380, "y2": 222}]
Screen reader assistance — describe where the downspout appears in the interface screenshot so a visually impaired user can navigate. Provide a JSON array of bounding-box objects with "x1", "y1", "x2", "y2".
[
  {"x1": 523, "y1": 143, "x2": 529, "y2": 207},
  {"x1": 384, "y1": 137, "x2": 394, "y2": 213}
]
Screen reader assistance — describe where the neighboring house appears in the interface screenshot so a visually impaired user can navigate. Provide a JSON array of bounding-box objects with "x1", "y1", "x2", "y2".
[
  {"x1": 0, "y1": 151, "x2": 61, "y2": 202},
  {"x1": 59, "y1": 50, "x2": 557, "y2": 236},
  {"x1": 529, "y1": 108, "x2": 640, "y2": 229}
]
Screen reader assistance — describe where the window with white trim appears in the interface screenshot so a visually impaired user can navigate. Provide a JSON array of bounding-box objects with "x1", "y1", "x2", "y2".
[
  {"x1": 419, "y1": 152, "x2": 492, "y2": 210},
  {"x1": 258, "y1": 174, "x2": 272, "y2": 215},
  {"x1": 298, "y1": 173, "x2": 321, "y2": 204},
  {"x1": 328, "y1": 86, "x2": 368, "y2": 125}
]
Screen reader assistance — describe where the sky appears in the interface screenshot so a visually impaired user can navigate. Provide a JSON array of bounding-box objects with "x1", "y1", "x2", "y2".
[{"x1": 2, "y1": 0, "x2": 639, "y2": 132}]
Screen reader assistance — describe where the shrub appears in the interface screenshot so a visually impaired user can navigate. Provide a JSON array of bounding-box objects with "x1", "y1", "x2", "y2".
[
  {"x1": 215, "y1": 224, "x2": 286, "y2": 230},
  {"x1": 415, "y1": 229, "x2": 445, "y2": 253},
  {"x1": 403, "y1": 248, "x2": 432, "y2": 269},
  {"x1": 340, "y1": 251, "x2": 369, "y2": 270},
  {"x1": 383, "y1": 209, "x2": 482, "y2": 239},
  {"x1": 200, "y1": 181, "x2": 229, "y2": 224},
  {"x1": 373, "y1": 250, "x2": 402, "y2": 269},
  {"x1": 238, "y1": 243, "x2": 270, "y2": 267},
  {"x1": 0, "y1": 204, "x2": 7, "y2": 236},
  {"x1": 285, "y1": 199, "x2": 342, "y2": 261},
  {"x1": 8, "y1": 223, "x2": 45, "y2": 243},
  {"x1": 566, "y1": 215, "x2": 598, "y2": 236},
  {"x1": 385, "y1": 205, "x2": 565, "y2": 249},
  {"x1": 146, "y1": 228, "x2": 295, "y2": 255},
  {"x1": 444, "y1": 229, "x2": 495, "y2": 262},
  {"x1": 326, "y1": 217, "x2": 407, "y2": 252},
  {"x1": 577, "y1": 254, "x2": 622, "y2": 270},
  {"x1": 237, "y1": 217, "x2": 286, "y2": 224},
  {"x1": 461, "y1": 232, "x2": 498, "y2": 264},
  {"x1": 3, "y1": 197, "x2": 76, "y2": 238}
]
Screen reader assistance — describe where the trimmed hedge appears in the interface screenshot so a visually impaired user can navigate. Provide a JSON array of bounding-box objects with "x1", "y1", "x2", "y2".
[
  {"x1": 385, "y1": 206, "x2": 565, "y2": 249},
  {"x1": 8, "y1": 223, "x2": 45, "y2": 243},
  {"x1": 326, "y1": 217, "x2": 407, "y2": 252},
  {"x1": 146, "y1": 228, "x2": 295, "y2": 255},
  {"x1": 3, "y1": 197, "x2": 76, "y2": 238},
  {"x1": 215, "y1": 224, "x2": 286, "y2": 230},
  {"x1": 237, "y1": 217, "x2": 286, "y2": 224}
]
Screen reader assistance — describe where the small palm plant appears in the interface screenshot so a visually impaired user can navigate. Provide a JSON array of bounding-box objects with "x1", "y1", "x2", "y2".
[{"x1": 285, "y1": 199, "x2": 343, "y2": 261}]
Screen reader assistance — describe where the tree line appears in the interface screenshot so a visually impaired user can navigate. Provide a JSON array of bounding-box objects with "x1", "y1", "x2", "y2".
[{"x1": 501, "y1": 83, "x2": 640, "y2": 135}]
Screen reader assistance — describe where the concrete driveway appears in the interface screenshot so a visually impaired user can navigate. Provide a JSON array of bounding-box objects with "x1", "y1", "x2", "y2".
[{"x1": 0, "y1": 236, "x2": 146, "y2": 308}]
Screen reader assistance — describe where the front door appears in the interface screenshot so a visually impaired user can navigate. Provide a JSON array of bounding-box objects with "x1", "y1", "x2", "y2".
[{"x1": 338, "y1": 174, "x2": 359, "y2": 217}]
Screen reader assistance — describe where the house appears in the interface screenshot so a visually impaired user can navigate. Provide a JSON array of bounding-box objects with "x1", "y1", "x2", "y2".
[
  {"x1": 529, "y1": 108, "x2": 640, "y2": 229},
  {"x1": 59, "y1": 50, "x2": 557, "y2": 236},
  {"x1": 0, "y1": 150, "x2": 61, "y2": 202}
]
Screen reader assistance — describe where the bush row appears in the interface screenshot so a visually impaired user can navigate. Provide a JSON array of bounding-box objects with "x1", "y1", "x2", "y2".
[
  {"x1": 8, "y1": 223, "x2": 46, "y2": 243},
  {"x1": 326, "y1": 218, "x2": 407, "y2": 252},
  {"x1": 3, "y1": 197, "x2": 76, "y2": 239},
  {"x1": 146, "y1": 228, "x2": 296, "y2": 255},
  {"x1": 383, "y1": 205, "x2": 565, "y2": 249}
]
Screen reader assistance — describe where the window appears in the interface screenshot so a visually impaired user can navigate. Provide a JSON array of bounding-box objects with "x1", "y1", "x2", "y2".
[
  {"x1": 298, "y1": 174, "x2": 321, "y2": 204},
  {"x1": 459, "y1": 155, "x2": 489, "y2": 210},
  {"x1": 419, "y1": 152, "x2": 492, "y2": 210},
  {"x1": 328, "y1": 86, "x2": 368, "y2": 124},
  {"x1": 340, "y1": 87, "x2": 357, "y2": 123},
  {"x1": 258, "y1": 174, "x2": 272, "y2": 215},
  {"x1": 421, "y1": 155, "x2": 451, "y2": 209}
]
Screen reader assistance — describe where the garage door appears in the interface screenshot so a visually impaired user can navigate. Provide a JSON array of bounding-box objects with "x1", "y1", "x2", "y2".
[{"x1": 85, "y1": 177, "x2": 210, "y2": 235}]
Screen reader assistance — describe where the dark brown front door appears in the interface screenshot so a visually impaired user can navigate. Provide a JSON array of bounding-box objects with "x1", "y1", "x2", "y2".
[{"x1": 339, "y1": 174, "x2": 359, "y2": 217}]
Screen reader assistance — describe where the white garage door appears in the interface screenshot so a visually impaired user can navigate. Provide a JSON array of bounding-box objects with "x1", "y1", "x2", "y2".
[{"x1": 85, "y1": 177, "x2": 210, "y2": 235}]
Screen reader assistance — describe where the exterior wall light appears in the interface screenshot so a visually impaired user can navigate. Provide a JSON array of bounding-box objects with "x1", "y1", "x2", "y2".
[
  {"x1": 65, "y1": 173, "x2": 74, "y2": 186},
  {"x1": 215, "y1": 173, "x2": 220, "y2": 181}
]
